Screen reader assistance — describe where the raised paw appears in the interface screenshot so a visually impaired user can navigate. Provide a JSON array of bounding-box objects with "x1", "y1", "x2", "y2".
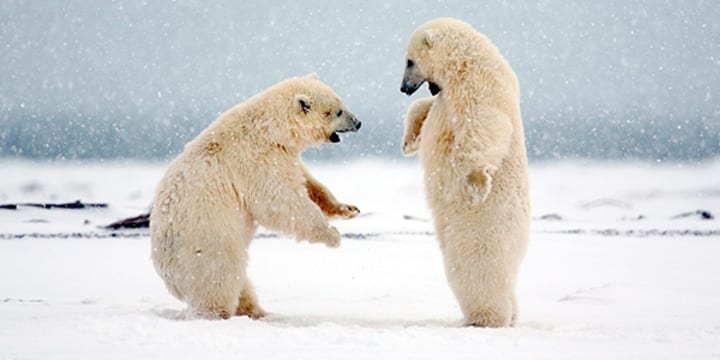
[
  {"x1": 310, "y1": 225, "x2": 341, "y2": 248},
  {"x1": 466, "y1": 165, "x2": 497, "y2": 204},
  {"x1": 337, "y1": 203, "x2": 360, "y2": 219},
  {"x1": 401, "y1": 136, "x2": 420, "y2": 156}
]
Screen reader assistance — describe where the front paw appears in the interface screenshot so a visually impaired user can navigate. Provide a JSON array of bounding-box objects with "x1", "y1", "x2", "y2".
[
  {"x1": 337, "y1": 203, "x2": 360, "y2": 219},
  {"x1": 310, "y1": 225, "x2": 341, "y2": 248},
  {"x1": 402, "y1": 136, "x2": 420, "y2": 156},
  {"x1": 466, "y1": 165, "x2": 496, "y2": 204}
]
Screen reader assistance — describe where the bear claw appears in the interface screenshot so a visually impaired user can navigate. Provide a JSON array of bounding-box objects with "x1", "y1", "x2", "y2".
[{"x1": 337, "y1": 204, "x2": 360, "y2": 219}]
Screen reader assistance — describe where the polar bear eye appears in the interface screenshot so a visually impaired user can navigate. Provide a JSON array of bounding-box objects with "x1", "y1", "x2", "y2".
[
  {"x1": 324, "y1": 111, "x2": 331, "y2": 117},
  {"x1": 407, "y1": 59, "x2": 414, "y2": 68},
  {"x1": 336, "y1": 109, "x2": 343, "y2": 117}
]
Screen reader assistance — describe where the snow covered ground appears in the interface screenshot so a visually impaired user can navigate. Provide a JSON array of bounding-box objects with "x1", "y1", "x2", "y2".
[{"x1": 1, "y1": 159, "x2": 719, "y2": 359}]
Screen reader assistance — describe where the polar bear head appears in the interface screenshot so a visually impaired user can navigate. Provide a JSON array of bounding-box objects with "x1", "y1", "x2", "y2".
[
  {"x1": 274, "y1": 73, "x2": 361, "y2": 148},
  {"x1": 400, "y1": 18, "x2": 481, "y2": 97}
]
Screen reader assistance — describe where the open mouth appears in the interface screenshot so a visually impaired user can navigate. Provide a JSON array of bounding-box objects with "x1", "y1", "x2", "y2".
[
  {"x1": 401, "y1": 80, "x2": 442, "y2": 96},
  {"x1": 329, "y1": 122, "x2": 362, "y2": 143},
  {"x1": 428, "y1": 81, "x2": 441, "y2": 96}
]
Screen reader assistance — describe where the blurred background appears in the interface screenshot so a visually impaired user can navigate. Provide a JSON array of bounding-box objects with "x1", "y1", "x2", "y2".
[{"x1": 1, "y1": 0, "x2": 718, "y2": 162}]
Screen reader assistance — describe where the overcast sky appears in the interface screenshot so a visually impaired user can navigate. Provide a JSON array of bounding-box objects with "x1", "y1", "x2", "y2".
[{"x1": 1, "y1": 1, "x2": 718, "y2": 161}]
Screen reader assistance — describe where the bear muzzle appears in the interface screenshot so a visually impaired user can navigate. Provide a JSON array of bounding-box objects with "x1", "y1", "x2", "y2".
[
  {"x1": 401, "y1": 80, "x2": 442, "y2": 97},
  {"x1": 329, "y1": 116, "x2": 361, "y2": 143},
  {"x1": 401, "y1": 80, "x2": 424, "y2": 96}
]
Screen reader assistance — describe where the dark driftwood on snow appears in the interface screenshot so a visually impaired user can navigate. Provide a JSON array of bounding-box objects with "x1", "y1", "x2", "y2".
[
  {"x1": 104, "y1": 213, "x2": 150, "y2": 230},
  {"x1": 671, "y1": 210, "x2": 715, "y2": 220},
  {"x1": 0, "y1": 200, "x2": 108, "y2": 210}
]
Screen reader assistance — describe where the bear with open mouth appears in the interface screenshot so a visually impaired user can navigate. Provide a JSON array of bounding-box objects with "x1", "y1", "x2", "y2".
[{"x1": 150, "y1": 73, "x2": 361, "y2": 319}]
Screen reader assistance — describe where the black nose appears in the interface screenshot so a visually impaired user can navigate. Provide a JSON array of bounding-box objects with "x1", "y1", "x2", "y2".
[
  {"x1": 355, "y1": 121, "x2": 362, "y2": 130},
  {"x1": 401, "y1": 81, "x2": 422, "y2": 96}
]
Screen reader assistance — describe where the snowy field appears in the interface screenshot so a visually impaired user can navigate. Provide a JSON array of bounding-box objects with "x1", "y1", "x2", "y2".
[{"x1": 1, "y1": 159, "x2": 719, "y2": 359}]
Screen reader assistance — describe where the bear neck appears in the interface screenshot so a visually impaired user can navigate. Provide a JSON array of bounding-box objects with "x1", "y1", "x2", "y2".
[
  {"x1": 205, "y1": 104, "x2": 304, "y2": 157},
  {"x1": 439, "y1": 55, "x2": 518, "y2": 117}
]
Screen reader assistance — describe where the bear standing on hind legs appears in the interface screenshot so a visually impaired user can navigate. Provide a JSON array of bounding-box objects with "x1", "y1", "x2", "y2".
[
  {"x1": 151, "y1": 73, "x2": 361, "y2": 319},
  {"x1": 400, "y1": 18, "x2": 530, "y2": 327}
]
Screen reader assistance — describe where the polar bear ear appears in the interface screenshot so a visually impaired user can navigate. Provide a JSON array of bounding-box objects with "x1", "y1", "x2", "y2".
[
  {"x1": 295, "y1": 94, "x2": 312, "y2": 114},
  {"x1": 423, "y1": 29, "x2": 436, "y2": 48},
  {"x1": 304, "y1": 72, "x2": 320, "y2": 80}
]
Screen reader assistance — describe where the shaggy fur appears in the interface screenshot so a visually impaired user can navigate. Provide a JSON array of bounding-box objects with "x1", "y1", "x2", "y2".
[
  {"x1": 150, "y1": 74, "x2": 361, "y2": 319},
  {"x1": 401, "y1": 18, "x2": 530, "y2": 327}
]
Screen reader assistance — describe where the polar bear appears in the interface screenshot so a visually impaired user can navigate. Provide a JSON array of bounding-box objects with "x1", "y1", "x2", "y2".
[
  {"x1": 400, "y1": 18, "x2": 530, "y2": 327},
  {"x1": 150, "y1": 73, "x2": 361, "y2": 319}
]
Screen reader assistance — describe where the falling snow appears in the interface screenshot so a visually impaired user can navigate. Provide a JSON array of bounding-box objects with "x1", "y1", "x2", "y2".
[
  {"x1": 0, "y1": 1, "x2": 718, "y2": 161},
  {"x1": 1, "y1": 3, "x2": 719, "y2": 358}
]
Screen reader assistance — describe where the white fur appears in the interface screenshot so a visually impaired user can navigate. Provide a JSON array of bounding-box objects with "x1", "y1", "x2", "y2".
[
  {"x1": 150, "y1": 74, "x2": 359, "y2": 319},
  {"x1": 402, "y1": 18, "x2": 530, "y2": 327}
]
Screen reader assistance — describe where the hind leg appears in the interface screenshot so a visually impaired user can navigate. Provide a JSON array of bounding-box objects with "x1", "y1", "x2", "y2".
[
  {"x1": 455, "y1": 281, "x2": 513, "y2": 327},
  {"x1": 235, "y1": 280, "x2": 267, "y2": 319},
  {"x1": 452, "y1": 266, "x2": 515, "y2": 327},
  {"x1": 441, "y1": 238, "x2": 515, "y2": 327},
  {"x1": 461, "y1": 293, "x2": 514, "y2": 328},
  {"x1": 159, "y1": 257, "x2": 242, "y2": 320},
  {"x1": 183, "y1": 244, "x2": 247, "y2": 320},
  {"x1": 190, "y1": 278, "x2": 241, "y2": 320}
]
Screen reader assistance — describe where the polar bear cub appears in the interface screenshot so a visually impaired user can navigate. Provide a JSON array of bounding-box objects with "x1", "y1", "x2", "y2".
[
  {"x1": 151, "y1": 73, "x2": 361, "y2": 319},
  {"x1": 400, "y1": 18, "x2": 531, "y2": 327}
]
